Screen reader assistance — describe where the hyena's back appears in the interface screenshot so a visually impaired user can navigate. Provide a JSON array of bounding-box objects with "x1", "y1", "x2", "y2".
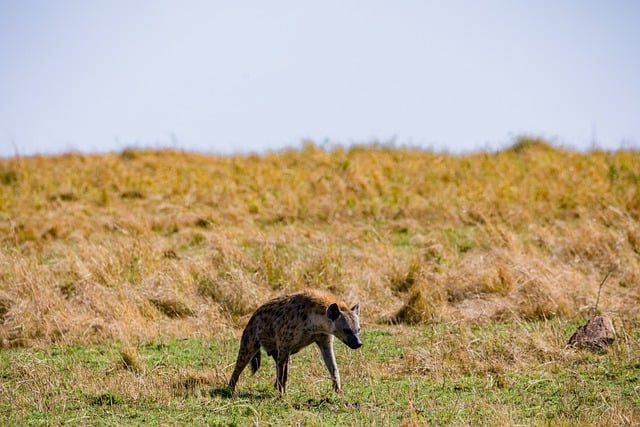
[{"x1": 250, "y1": 290, "x2": 345, "y2": 353}]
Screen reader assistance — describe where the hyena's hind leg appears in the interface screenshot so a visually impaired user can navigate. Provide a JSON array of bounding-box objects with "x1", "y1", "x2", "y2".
[
  {"x1": 265, "y1": 350, "x2": 280, "y2": 390},
  {"x1": 228, "y1": 330, "x2": 261, "y2": 393},
  {"x1": 250, "y1": 350, "x2": 261, "y2": 374}
]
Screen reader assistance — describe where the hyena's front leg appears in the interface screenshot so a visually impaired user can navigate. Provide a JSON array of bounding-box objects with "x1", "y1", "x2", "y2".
[
  {"x1": 275, "y1": 350, "x2": 291, "y2": 393},
  {"x1": 316, "y1": 336, "x2": 341, "y2": 392}
]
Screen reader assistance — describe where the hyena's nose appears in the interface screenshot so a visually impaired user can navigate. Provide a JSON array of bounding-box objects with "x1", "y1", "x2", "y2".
[{"x1": 348, "y1": 337, "x2": 363, "y2": 349}]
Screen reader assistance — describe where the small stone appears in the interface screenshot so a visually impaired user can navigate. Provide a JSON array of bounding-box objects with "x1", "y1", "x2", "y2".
[{"x1": 568, "y1": 315, "x2": 615, "y2": 350}]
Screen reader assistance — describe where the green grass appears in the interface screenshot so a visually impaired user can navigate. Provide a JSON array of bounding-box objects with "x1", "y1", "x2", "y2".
[{"x1": 1, "y1": 323, "x2": 637, "y2": 426}]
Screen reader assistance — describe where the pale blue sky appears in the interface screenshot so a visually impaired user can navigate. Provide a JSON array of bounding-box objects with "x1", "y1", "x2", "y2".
[{"x1": 1, "y1": 1, "x2": 639, "y2": 157}]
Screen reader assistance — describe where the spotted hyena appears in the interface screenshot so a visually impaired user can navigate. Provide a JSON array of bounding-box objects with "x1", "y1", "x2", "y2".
[{"x1": 228, "y1": 289, "x2": 362, "y2": 394}]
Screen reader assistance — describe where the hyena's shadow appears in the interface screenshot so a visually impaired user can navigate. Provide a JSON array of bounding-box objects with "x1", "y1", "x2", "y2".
[{"x1": 209, "y1": 385, "x2": 274, "y2": 401}]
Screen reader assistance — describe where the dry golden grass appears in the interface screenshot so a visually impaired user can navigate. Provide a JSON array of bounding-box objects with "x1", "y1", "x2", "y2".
[{"x1": 0, "y1": 139, "x2": 639, "y2": 348}]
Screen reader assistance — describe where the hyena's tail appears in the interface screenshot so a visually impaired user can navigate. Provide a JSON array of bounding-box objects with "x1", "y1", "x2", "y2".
[{"x1": 250, "y1": 350, "x2": 261, "y2": 374}]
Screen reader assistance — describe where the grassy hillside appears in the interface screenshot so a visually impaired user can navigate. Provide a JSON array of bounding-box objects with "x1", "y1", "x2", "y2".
[{"x1": 0, "y1": 139, "x2": 639, "y2": 425}]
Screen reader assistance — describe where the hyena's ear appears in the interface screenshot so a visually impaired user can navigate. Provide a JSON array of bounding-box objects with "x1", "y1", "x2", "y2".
[
  {"x1": 351, "y1": 303, "x2": 360, "y2": 316},
  {"x1": 326, "y1": 303, "x2": 341, "y2": 321}
]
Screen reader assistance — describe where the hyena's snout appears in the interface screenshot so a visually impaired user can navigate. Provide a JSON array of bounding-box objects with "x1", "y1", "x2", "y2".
[{"x1": 344, "y1": 333, "x2": 362, "y2": 350}]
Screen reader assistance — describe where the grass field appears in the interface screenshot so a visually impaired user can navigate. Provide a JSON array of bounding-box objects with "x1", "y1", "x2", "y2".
[{"x1": 0, "y1": 139, "x2": 639, "y2": 425}]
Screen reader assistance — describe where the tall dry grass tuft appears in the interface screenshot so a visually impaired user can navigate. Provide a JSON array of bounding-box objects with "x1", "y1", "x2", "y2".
[
  {"x1": 196, "y1": 270, "x2": 263, "y2": 319},
  {"x1": 148, "y1": 296, "x2": 194, "y2": 319},
  {"x1": 444, "y1": 254, "x2": 515, "y2": 303},
  {"x1": 119, "y1": 344, "x2": 144, "y2": 373},
  {"x1": 508, "y1": 277, "x2": 572, "y2": 321},
  {"x1": 389, "y1": 265, "x2": 448, "y2": 325}
]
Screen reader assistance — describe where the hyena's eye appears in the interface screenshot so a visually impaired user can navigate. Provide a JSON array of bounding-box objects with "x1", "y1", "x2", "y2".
[{"x1": 343, "y1": 328, "x2": 353, "y2": 335}]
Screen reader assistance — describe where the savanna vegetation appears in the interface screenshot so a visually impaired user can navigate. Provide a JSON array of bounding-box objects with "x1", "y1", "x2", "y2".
[{"x1": 0, "y1": 139, "x2": 638, "y2": 425}]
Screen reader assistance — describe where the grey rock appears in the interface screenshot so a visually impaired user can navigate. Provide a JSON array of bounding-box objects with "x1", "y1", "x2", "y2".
[{"x1": 568, "y1": 316, "x2": 615, "y2": 350}]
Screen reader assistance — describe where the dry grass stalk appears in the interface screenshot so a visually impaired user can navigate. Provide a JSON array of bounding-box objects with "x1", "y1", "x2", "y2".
[{"x1": 119, "y1": 345, "x2": 144, "y2": 373}]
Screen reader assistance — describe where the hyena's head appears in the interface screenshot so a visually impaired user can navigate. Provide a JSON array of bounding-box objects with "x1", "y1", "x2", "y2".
[{"x1": 327, "y1": 302, "x2": 362, "y2": 350}]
